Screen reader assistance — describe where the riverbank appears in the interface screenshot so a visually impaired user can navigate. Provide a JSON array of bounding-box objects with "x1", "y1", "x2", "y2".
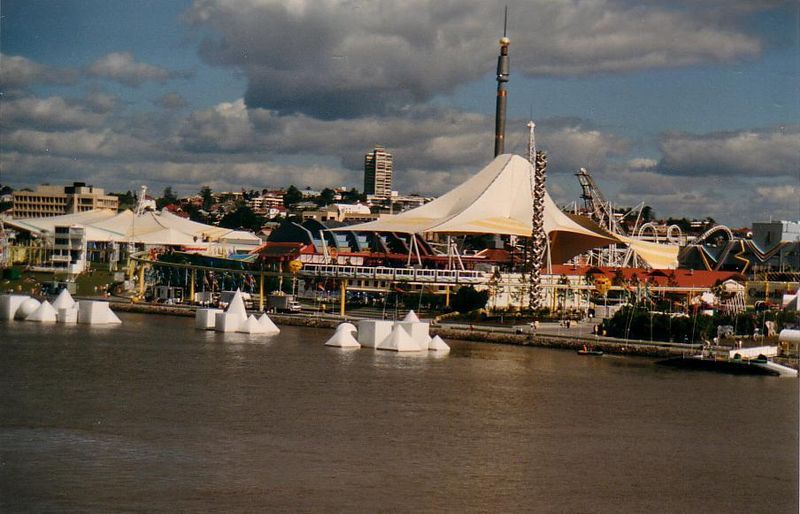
[{"x1": 107, "y1": 300, "x2": 800, "y2": 366}]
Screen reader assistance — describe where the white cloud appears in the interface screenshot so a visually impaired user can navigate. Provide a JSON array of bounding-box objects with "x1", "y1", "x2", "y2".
[
  {"x1": 658, "y1": 127, "x2": 800, "y2": 177},
  {"x1": 87, "y1": 52, "x2": 179, "y2": 87},
  {"x1": 0, "y1": 54, "x2": 77, "y2": 90},
  {"x1": 0, "y1": 96, "x2": 108, "y2": 130}
]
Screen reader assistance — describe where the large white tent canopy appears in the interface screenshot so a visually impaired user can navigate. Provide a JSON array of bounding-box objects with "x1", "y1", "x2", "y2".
[
  {"x1": 342, "y1": 154, "x2": 678, "y2": 267},
  {"x1": 5, "y1": 209, "x2": 261, "y2": 248}
]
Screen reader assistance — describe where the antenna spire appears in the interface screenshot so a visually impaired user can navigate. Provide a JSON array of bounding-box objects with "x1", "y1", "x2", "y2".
[{"x1": 493, "y1": 8, "x2": 511, "y2": 157}]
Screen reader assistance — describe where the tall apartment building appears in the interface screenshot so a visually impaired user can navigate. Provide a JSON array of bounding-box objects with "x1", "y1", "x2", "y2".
[
  {"x1": 12, "y1": 182, "x2": 119, "y2": 218},
  {"x1": 364, "y1": 145, "x2": 393, "y2": 198}
]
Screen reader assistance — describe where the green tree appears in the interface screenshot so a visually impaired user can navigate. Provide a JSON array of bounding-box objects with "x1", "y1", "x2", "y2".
[
  {"x1": 641, "y1": 205, "x2": 655, "y2": 222},
  {"x1": 157, "y1": 186, "x2": 178, "y2": 209},
  {"x1": 316, "y1": 188, "x2": 336, "y2": 206},
  {"x1": 341, "y1": 187, "x2": 366, "y2": 203},
  {"x1": 219, "y1": 205, "x2": 264, "y2": 231},
  {"x1": 200, "y1": 186, "x2": 214, "y2": 210},
  {"x1": 452, "y1": 286, "x2": 489, "y2": 314},
  {"x1": 283, "y1": 185, "x2": 302, "y2": 207}
]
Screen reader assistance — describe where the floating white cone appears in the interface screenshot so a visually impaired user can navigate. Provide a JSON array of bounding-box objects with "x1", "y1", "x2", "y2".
[
  {"x1": 403, "y1": 310, "x2": 421, "y2": 323},
  {"x1": 325, "y1": 328, "x2": 361, "y2": 348},
  {"x1": 77, "y1": 301, "x2": 122, "y2": 324},
  {"x1": 396, "y1": 320, "x2": 431, "y2": 349},
  {"x1": 15, "y1": 298, "x2": 41, "y2": 320},
  {"x1": 0, "y1": 294, "x2": 30, "y2": 320},
  {"x1": 257, "y1": 313, "x2": 281, "y2": 335},
  {"x1": 195, "y1": 308, "x2": 222, "y2": 329},
  {"x1": 238, "y1": 315, "x2": 267, "y2": 334},
  {"x1": 26, "y1": 300, "x2": 57, "y2": 322},
  {"x1": 226, "y1": 289, "x2": 248, "y2": 320},
  {"x1": 357, "y1": 320, "x2": 393, "y2": 348},
  {"x1": 51, "y1": 289, "x2": 76, "y2": 310},
  {"x1": 58, "y1": 305, "x2": 78, "y2": 323},
  {"x1": 428, "y1": 335, "x2": 450, "y2": 352},
  {"x1": 336, "y1": 322, "x2": 357, "y2": 335},
  {"x1": 377, "y1": 324, "x2": 424, "y2": 352}
]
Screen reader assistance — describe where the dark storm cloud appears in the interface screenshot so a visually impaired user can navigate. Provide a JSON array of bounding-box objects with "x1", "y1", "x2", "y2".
[{"x1": 186, "y1": 0, "x2": 762, "y2": 119}]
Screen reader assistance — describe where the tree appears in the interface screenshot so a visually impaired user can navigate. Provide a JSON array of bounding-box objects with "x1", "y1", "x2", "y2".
[
  {"x1": 200, "y1": 186, "x2": 214, "y2": 210},
  {"x1": 641, "y1": 205, "x2": 655, "y2": 222},
  {"x1": 110, "y1": 190, "x2": 136, "y2": 210},
  {"x1": 341, "y1": 187, "x2": 366, "y2": 203},
  {"x1": 218, "y1": 205, "x2": 264, "y2": 231},
  {"x1": 157, "y1": 186, "x2": 178, "y2": 209},
  {"x1": 283, "y1": 185, "x2": 302, "y2": 207},
  {"x1": 316, "y1": 188, "x2": 336, "y2": 206},
  {"x1": 452, "y1": 286, "x2": 489, "y2": 314}
]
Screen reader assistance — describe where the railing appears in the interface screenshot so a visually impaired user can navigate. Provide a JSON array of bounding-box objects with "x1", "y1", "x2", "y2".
[{"x1": 298, "y1": 263, "x2": 489, "y2": 284}]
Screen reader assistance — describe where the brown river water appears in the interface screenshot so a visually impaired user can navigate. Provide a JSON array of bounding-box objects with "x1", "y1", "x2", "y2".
[{"x1": 1, "y1": 312, "x2": 797, "y2": 512}]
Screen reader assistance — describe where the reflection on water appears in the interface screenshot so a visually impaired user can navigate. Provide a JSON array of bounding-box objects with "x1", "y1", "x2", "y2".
[{"x1": 1, "y1": 312, "x2": 797, "y2": 512}]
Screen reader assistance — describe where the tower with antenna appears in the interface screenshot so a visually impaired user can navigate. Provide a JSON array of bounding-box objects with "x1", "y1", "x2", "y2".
[{"x1": 494, "y1": 7, "x2": 510, "y2": 157}]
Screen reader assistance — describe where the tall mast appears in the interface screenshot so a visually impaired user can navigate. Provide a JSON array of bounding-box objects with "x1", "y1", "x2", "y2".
[{"x1": 494, "y1": 7, "x2": 510, "y2": 157}]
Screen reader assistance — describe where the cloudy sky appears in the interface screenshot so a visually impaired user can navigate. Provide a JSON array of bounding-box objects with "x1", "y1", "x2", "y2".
[{"x1": 1, "y1": 0, "x2": 798, "y2": 225}]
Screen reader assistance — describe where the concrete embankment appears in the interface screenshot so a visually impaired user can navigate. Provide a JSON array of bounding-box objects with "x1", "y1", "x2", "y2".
[{"x1": 110, "y1": 301, "x2": 705, "y2": 359}]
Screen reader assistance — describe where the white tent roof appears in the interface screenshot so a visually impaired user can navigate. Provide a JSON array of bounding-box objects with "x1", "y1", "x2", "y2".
[
  {"x1": 6, "y1": 209, "x2": 261, "y2": 247},
  {"x1": 343, "y1": 154, "x2": 618, "y2": 263}
]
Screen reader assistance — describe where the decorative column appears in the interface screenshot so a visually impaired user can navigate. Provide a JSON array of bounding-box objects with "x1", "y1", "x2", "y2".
[{"x1": 529, "y1": 151, "x2": 547, "y2": 310}]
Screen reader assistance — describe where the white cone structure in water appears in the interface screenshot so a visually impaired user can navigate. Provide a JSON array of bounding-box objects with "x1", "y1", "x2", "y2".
[
  {"x1": 325, "y1": 324, "x2": 361, "y2": 348},
  {"x1": 377, "y1": 324, "x2": 424, "y2": 352},
  {"x1": 403, "y1": 310, "x2": 421, "y2": 323},
  {"x1": 15, "y1": 298, "x2": 41, "y2": 320},
  {"x1": 428, "y1": 335, "x2": 450, "y2": 352},
  {"x1": 0, "y1": 294, "x2": 30, "y2": 320},
  {"x1": 336, "y1": 322, "x2": 357, "y2": 335},
  {"x1": 397, "y1": 320, "x2": 431, "y2": 349},
  {"x1": 52, "y1": 289, "x2": 76, "y2": 310},
  {"x1": 226, "y1": 289, "x2": 248, "y2": 319},
  {"x1": 238, "y1": 315, "x2": 267, "y2": 334},
  {"x1": 357, "y1": 320, "x2": 393, "y2": 348},
  {"x1": 215, "y1": 289, "x2": 249, "y2": 332},
  {"x1": 195, "y1": 308, "x2": 222, "y2": 329},
  {"x1": 26, "y1": 300, "x2": 57, "y2": 322},
  {"x1": 58, "y1": 306, "x2": 78, "y2": 323},
  {"x1": 257, "y1": 313, "x2": 280, "y2": 335},
  {"x1": 77, "y1": 301, "x2": 122, "y2": 324}
]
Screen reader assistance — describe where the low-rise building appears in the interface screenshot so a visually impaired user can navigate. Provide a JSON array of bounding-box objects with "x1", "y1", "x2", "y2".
[{"x1": 12, "y1": 182, "x2": 118, "y2": 218}]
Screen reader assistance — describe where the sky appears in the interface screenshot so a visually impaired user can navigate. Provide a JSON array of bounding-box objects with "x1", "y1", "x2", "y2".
[{"x1": 1, "y1": 0, "x2": 798, "y2": 226}]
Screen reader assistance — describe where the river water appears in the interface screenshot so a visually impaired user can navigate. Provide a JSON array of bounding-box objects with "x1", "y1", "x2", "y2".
[{"x1": 1, "y1": 313, "x2": 797, "y2": 512}]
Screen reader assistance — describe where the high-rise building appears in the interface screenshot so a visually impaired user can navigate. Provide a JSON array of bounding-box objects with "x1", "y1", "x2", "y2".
[
  {"x1": 12, "y1": 182, "x2": 119, "y2": 218},
  {"x1": 364, "y1": 145, "x2": 393, "y2": 198}
]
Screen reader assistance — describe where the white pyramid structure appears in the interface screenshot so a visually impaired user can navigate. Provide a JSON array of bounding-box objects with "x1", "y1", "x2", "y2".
[
  {"x1": 238, "y1": 315, "x2": 267, "y2": 334},
  {"x1": 26, "y1": 300, "x2": 57, "y2": 322},
  {"x1": 58, "y1": 305, "x2": 78, "y2": 323},
  {"x1": 0, "y1": 294, "x2": 30, "y2": 320},
  {"x1": 325, "y1": 325, "x2": 361, "y2": 348},
  {"x1": 257, "y1": 313, "x2": 281, "y2": 335},
  {"x1": 396, "y1": 320, "x2": 431, "y2": 349},
  {"x1": 77, "y1": 301, "x2": 122, "y2": 324},
  {"x1": 215, "y1": 289, "x2": 249, "y2": 332},
  {"x1": 195, "y1": 308, "x2": 222, "y2": 329},
  {"x1": 403, "y1": 310, "x2": 421, "y2": 322},
  {"x1": 377, "y1": 324, "x2": 424, "y2": 352},
  {"x1": 51, "y1": 289, "x2": 76, "y2": 310},
  {"x1": 357, "y1": 319, "x2": 393, "y2": 348},
  {"x1": 15, "y1": 298, "x2": 41, "y2": 320},
  {"x1": 428, "y1": 335, "x2": 450, "y2": 352}
]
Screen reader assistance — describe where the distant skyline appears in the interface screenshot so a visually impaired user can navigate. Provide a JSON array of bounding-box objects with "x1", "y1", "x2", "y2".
[{"x1": 1, "y1": 0, "x2": 798, "y2": 225}]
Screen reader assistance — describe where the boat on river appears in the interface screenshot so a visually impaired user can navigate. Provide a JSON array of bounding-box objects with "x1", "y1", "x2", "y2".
[
  {"x1": 657, "y1": 354, "x2": 797, "y2": 377},
  {"x1": 577, "y1": 345, "x2": 603, "y2": 356}
]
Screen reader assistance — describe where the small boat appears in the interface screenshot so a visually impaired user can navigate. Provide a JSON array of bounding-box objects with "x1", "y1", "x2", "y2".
[{"x1": 577, "y1": 345, "x2": 603, "y2": 356}]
